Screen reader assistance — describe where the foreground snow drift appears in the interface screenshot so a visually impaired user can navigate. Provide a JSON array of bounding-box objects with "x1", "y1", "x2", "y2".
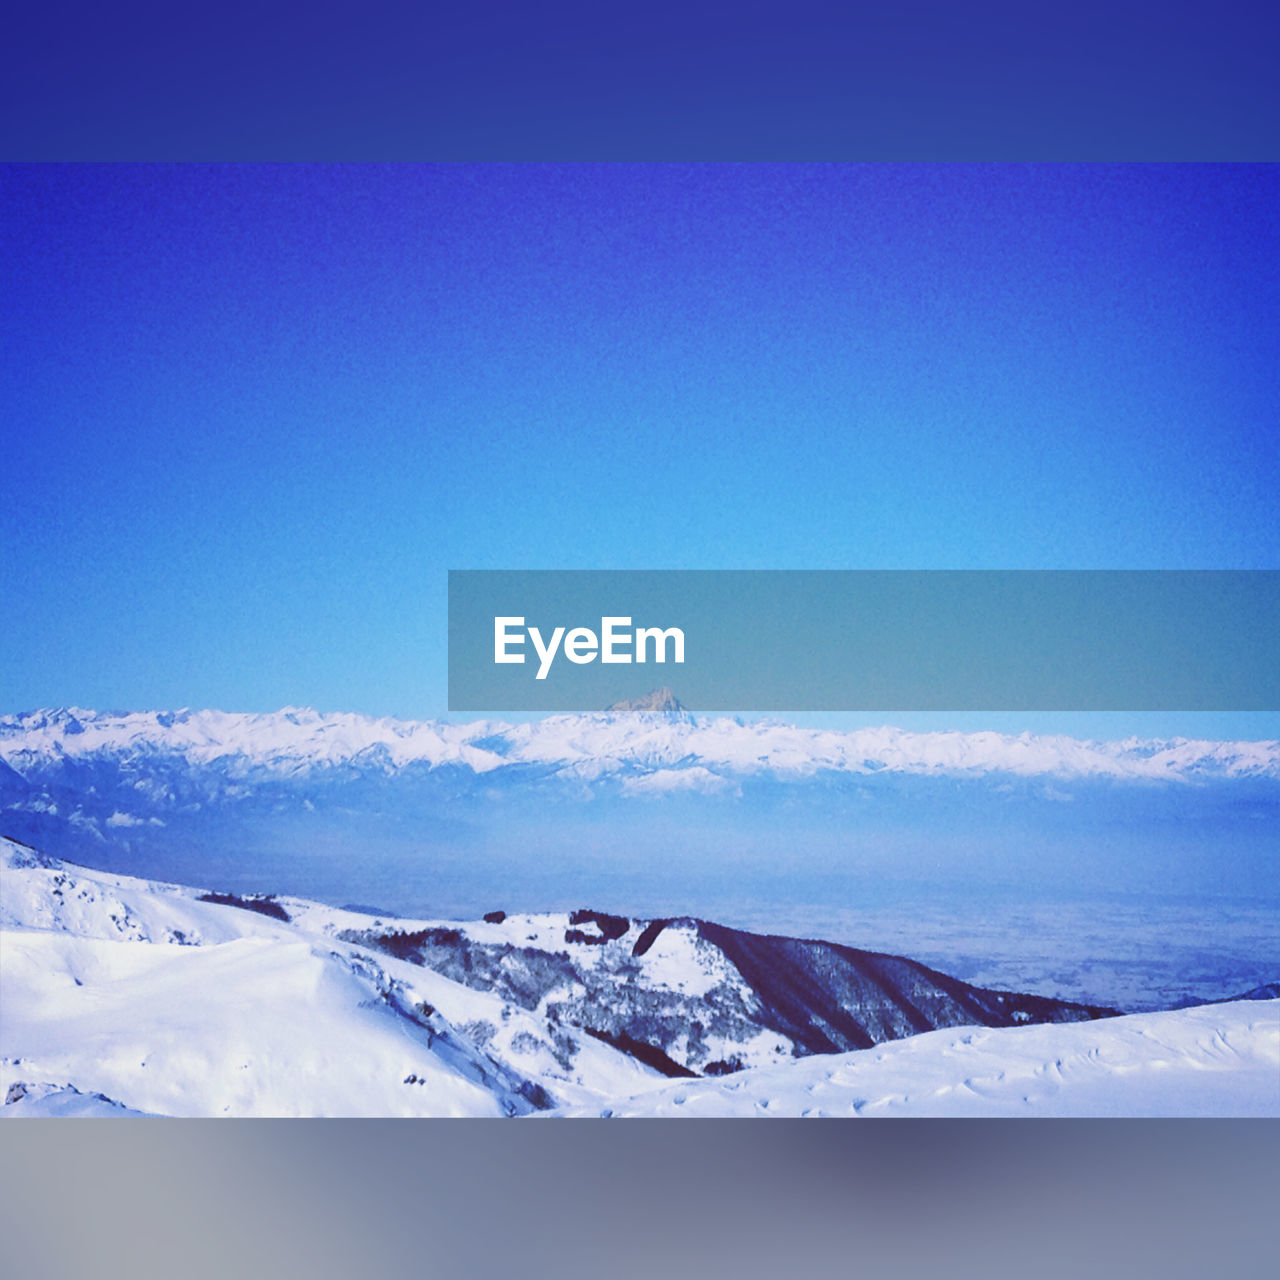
[
  {"x1": 2, "y1": 836, "x2": 1275, "y2": 1118},
  {"x1": 554, "y1": 1001, "x2": 1280, "y2": 1118}
]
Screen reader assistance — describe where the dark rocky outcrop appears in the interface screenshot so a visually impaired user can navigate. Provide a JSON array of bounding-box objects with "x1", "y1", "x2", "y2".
[{"x1": 565, "y1": 908, "x2": 629, "y2": 945}]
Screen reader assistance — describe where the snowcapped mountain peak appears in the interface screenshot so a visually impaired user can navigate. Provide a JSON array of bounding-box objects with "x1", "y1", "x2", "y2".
[{"x1": 605, "y1": 687, "x2": 694, "y2": 724}]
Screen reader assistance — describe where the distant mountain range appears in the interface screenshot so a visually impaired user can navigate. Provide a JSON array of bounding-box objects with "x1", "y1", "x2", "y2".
[
  {"x1": 4, "y1": 698, "x2": 1277, "y2": 921},
  {"x1": 4, "y1": 696, "x2": 1276, "y2": 795}
]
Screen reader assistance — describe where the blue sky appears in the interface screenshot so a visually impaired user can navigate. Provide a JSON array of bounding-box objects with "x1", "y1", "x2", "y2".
[
  {"x1": 5, "y1": 3, "x2": 1279, "y2": 160},
  {"x1": 3, "y1": 163, "x2": 1277, "y2": 732}
]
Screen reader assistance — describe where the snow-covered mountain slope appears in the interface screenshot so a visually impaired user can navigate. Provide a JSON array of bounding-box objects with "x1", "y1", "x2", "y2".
[
  {"x1": 0, "y1": 838, "x2": 657, "y2": 1117},
  {"x1": 3, "y1": 1081, "x2": 157, "y2": 1117},
  {"x1": 4, "y1": 832, "x2": 1273, "y2": 1118},
  {"x1": 1, "y1": 834, "x2": 1163, "y2": 1118},
  {"x1": 336, "y1": 910, "x2": 1114, "y2": 1077},
  {"x1": 554, "y1": 1000, "x2": 1280, "y2": 1118},
  {"x1": 3, "y1": 700, "x2": 1276, "y2": 786}
]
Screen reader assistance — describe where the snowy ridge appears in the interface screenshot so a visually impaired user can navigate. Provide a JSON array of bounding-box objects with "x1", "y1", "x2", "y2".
[
  {"x1": 3, "y1": 836, "x2": 1276, "y2": 1118},
  {"x1": 3, "y1": 702, "x2": 1277, "y2": 784}
]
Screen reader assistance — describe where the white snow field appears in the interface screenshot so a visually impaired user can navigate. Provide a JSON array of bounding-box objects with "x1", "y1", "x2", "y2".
[
  {"x1": 2, "y1": 835, "x2": 1276, "y2": 1118},
  {"x1": 554, "y1": 1001, "x2": 1280, "y2": 1118},
  {"x1": 0, "y1": 837, "x2": 657, "y2": 1118}
]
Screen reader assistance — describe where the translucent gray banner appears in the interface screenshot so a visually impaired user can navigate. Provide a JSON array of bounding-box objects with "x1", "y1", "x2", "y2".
[{"x1": 448, "y1": 570, "x2": 1279, "y2": 711}]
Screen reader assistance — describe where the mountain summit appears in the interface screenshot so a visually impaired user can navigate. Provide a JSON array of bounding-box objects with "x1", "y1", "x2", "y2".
[{"x1": 605, "y1": 687, "x2": 693, "y2": 723}]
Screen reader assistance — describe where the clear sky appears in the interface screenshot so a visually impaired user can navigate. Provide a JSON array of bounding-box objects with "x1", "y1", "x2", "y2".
[{"x1": 3, "y1": 163, "x2": 1277, "y2": 731}]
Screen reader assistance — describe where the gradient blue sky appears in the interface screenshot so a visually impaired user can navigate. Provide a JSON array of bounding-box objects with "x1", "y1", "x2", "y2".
[{"x1": 3, "y1": 163, "x2": 1277, "y2": 732}]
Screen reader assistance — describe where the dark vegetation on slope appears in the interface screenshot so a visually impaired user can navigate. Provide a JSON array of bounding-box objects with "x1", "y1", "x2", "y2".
[
  {"x1": 341, "y1": 910, "x2": 1117, "y2": 1080},
  {"x1": 1237, "y1": 982, "x2": 1280, "y2": 1000},
  {"x1": 1169, "y1": 980, "x2": 1280, "y2": 1009},
  {"x1": 197, "y1": 891, "x2": 290, "y2": 922},
  {"x1": 582, "y1": 1028, "x2": 697, "y2": 1078},
  {"x1": 632, "y1": 919, "x2": 672, "y2": 957},
  {"x1": 695, "y1": 921, "x2": 1116, "y2": 1057},
  {"x1": 372, "y1": 926, "x2": 465, "y2": 959}
]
